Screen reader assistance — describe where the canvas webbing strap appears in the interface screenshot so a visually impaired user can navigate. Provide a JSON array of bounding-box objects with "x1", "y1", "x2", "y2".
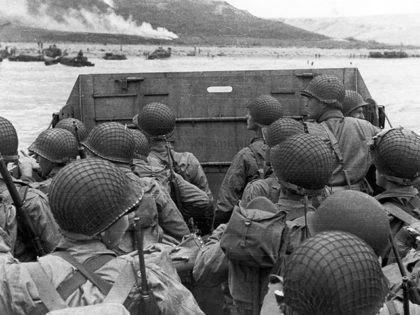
[
  {"x1": 26, "y1": 262, "x2": 68, "y2": 311},
  {"x1": 382, "y1": 202, "x2": 419, "y2": 226},
  {"x1": 103, "y1": 262, "x2": 137, "y2": 304},
  {"x1": 53, "y1": 251, "x2": 114, "y2": 297},
  {"x1": 248, "y1": 142, "x2": 265, "y2": 179},
  {"x1": 320, "y1": 121, "x2": 353, "y2": 188}
]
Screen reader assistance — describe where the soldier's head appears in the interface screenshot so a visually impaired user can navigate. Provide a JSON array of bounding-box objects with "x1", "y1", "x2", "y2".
[
  {"x1": 54, "y1": 118, "x2": 88, "y2": 142},
  {"x1": 82, "y1": 122, "x2": 135, "y2": 165},
  {"x1": 29, "y1": 128, "x2": 78, "y2": 177},
  {"x1": 49, "y1": 159, "x2": 142, "y2": 242},
  {"x1": 265, "y1": 118, "x2": 305, "y2": 147},
  {"x1": 342, "y1": 90, "x2": 368, "y2": 119},
  {"x1": 282, "y1": 231, "x2": 388, "y2": 315},
  {"x1": 0, "y1": 116, "x2": 18, "y2": 162},
  {"x1": 307, "y1": 190, "x2": 390, "y2": 257},
  {"x1": 246, "y1": 95, "x2": 284, "y2": 131},
  {"x1": 264, "y1": 118, "x2": 305, "y2": 167},
  {"x1": 371, "y1": 127, "x2": 420, "y2": 187},
  {"x1": 300, "y1": 75, "x2": 345, "y2": 121},
  {"x1": 135, "y1": 102, "x2": 176, "y2": 139},
  {"x1": 270, "y1": 133, "x2": 335, "y2": 196},
  {"x1": 130, "y1": 129, "x2": 150, "y2": 160}
]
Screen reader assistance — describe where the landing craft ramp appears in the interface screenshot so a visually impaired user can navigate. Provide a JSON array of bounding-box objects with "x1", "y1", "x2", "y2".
[{"x1": 59, "y1": 68, "x2": 374, "y2": 197}]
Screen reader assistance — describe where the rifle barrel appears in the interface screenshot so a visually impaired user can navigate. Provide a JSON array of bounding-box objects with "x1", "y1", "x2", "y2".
[{"x1": 0, "y1": 154, "x2": 46, "y2": 256}]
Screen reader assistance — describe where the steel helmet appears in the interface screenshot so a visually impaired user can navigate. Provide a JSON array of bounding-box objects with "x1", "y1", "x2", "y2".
[
  {"x1": 82, "y1": 122, "x2": 135, "y2": 164},
  {"x1": 247, "y1": 95, "x2": 284, "y2": 126},
  {"x1": 283, "y1": 231, "x2": 388, "y2": 315},
  {"x1": 342, "y1": 90, "x2": 368, "y2": 116},
  {"x1": 300, "y1": 74, "x2": 345, "y2": 106},
  {"x1": 371, "y1": 127, "x2": 420, "y2": 184},
  {"x1": 55, "y1": 118, "x2": 88, "y2": 142},
  {"x1": 308, "y1": 190, "x2": 390, "y2": 257},
  {"x1": 49, "y1": 159, "x2": 142, "y2": 236},
  {"x1": 265, "y1": 118, "x2": 305, "y2": 147},
  {"x1": 270, "y1": 133, "x2": 335, "y2": 192},
  {"x1": 0, "y1": 116, "x2": 18, "y2": 161},
  {"x1": 29, "y1": 129, "x2": 78, "y2": 164},
  {"x1": 130, "y1": 128, "x2": 150, "y2": 158},
  {"x1": 136, "y1": 102, "x2": 176, "y2": 137}
]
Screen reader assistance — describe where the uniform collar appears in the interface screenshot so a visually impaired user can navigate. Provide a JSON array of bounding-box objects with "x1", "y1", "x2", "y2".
[{"x1": 318, "y1": 109, "x2": 344, "y2": 122}]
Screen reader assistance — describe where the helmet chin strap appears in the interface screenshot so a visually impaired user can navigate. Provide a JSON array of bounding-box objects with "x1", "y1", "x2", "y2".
[
  {"x1": 383, "y1": 174, "x2": 415, "y2": 186},
  {"x1": 277, "y1": 178, "x2": 323, "y2": 197}
]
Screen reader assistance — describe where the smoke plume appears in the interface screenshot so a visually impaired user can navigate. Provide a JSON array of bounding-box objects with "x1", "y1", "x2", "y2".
[{"x1": 0, "y1": 0, "x2": 178, "y2": 40}]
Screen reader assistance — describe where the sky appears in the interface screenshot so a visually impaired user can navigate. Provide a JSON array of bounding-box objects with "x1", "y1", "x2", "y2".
[{"x1": 226, "y1": 0, "x2": 420, "y2": 18}]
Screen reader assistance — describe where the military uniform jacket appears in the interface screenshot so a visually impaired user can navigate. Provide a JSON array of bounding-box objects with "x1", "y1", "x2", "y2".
[
  {"x1": 241, "y1": 175, "x2": 281, "y2": 206},
  {"x1": 120, "y1": 167, "x2": 190, "y2": 242},
  {"x1": 0, "y1": 237, "x2": 204, "y2": 315},
  {"x1": 0, "y1": 179, "x2": 61, "y2": 262},
  {"x1": 308, "y1": 110, "x2": 380, "y2": 187},
  {"x1": 214, "y1": 137, "x2": 266, "y2": 226}
]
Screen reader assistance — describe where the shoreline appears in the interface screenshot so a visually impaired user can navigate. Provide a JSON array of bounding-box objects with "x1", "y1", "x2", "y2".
[{"x1": 2, "y1": 42, "x2": 420, "y2": 59}]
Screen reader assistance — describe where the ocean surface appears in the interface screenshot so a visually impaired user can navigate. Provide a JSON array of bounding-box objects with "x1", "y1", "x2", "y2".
[{"x1": 1, "y1": 54, "x2": 420, "y2": 150}]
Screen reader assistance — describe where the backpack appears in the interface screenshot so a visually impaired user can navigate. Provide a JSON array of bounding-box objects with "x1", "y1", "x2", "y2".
[{"x1": 220, "y1": 197, "x2": 287, "y2": 268}]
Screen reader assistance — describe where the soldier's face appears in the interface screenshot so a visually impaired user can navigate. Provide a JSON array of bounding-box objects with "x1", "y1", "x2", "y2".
[
  {"x1": 246, "y1": 110, "x2": 258, "y2": 131},
  {"x1": 101, "y1": 215, "x2": 129, "y2": 249},
  {"x1": 36, "y1": 155, "x2": 53, "y2": 177},
  {"x1": 349, "y1": 107, "x2": 365, "y2": 120},
  {"x1": 305, "y1": 97, "x2": 325, "y2": 121}
]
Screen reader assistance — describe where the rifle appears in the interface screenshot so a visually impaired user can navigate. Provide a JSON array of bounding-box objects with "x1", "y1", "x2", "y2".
[
  {"x1": 133, "y1": 216, "x2": 160, "y2": 315},
  {"x1": 163, "y1": 136, "x2": 182, "y2": 207},
  {"x1": 0, "y1": 154, "x2": 46, "y2": 256},
  {"x1": 389, "y1": 233, "x2": 418, "y2": 315},
  {"x1": 163, "y1": 137, "x2": 200, "y2": 234},
  {"x1": 73, "y1": 121, "x2": 86, "y2": 159}
]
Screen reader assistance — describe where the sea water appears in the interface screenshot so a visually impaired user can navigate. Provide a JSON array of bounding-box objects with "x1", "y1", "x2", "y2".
[{"x1": 1, "y1": 55, "x2": 419, "y2": 150}]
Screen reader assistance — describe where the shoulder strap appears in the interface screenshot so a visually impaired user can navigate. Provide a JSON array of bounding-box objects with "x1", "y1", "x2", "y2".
[
  {"x1": 248, "y1": 142, "x2": 265, "y2": 179},
  {"x1": 320, "y1": 121, "x2": 343, "y2": 164},
  {"x1": 103, "y1": 262, "x2": 137, "y2": 304},
  {"x1": 320, "y1": 122, "x2": 354, "y2": 188},
  {"x1": 385, "y1": 300, "x2": 399, "y2": 315},
  {"x1": 26, "y1": 262, "x2": 68, "y2": 312},
  {"x1": 53, "y1": 251, "x2": 114, "y2": 297}
]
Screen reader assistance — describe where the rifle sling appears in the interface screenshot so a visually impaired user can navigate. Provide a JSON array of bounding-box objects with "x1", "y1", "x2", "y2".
[
  {"x1": 382, "y1": 201, "x2": 419, "y2": 226},
  {"x1": 103, "y1": 262, "x2": 137, "y2": 304}
]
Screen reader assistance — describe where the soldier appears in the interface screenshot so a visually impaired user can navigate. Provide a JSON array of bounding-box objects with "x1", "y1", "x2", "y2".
[
  {"x1": 303, "y1": 190, "x2": 420, "y2": 314},
  {"x1": 135, "y1": 102, "x2": 213, "y2": 234},
  {"x1": 301, "y1": 74, "x2": 380, "y2": 192},
  {"x1": 271, "y1": 133, "x2": 335, "y2": 253},
  {"x1": 307, "y1": 190, "x2": 390, "y2": 258},
  {"x1": 214, "y1": 95, "x2": 284, "y2": 227},
  {"x1": 21, "y1": 128, "x2": 79, "y2": 194},
  {"x1": 241, "y1": 117, "x2": 305, "y2": 205},
  {"x1": 371, "y1": 128, "x2": 420, "y2": 263},
  {"x1": 82, "y1": 122, "x2": 189, "y2": 247},
  {"x1": 0, "y1": 116, "x2": 60, "y2": 262},
  {"x1": 272, "y1": 231, "x2": 389, "y2": 315},
  {"x1": 342, "y1": 89, "x2": 369, "y2": 119},
  {"x1": 0, "y1": 159, "x2": 204, "y2": 314}
]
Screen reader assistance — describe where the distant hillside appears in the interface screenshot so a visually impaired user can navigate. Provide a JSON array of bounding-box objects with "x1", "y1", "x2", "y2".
[
  {"x1": 0, "y1": 0, "x2": 398, "y2": 48},
  {"x1": 284, "y1": 14, "x2": 420, "y2": 47}
]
